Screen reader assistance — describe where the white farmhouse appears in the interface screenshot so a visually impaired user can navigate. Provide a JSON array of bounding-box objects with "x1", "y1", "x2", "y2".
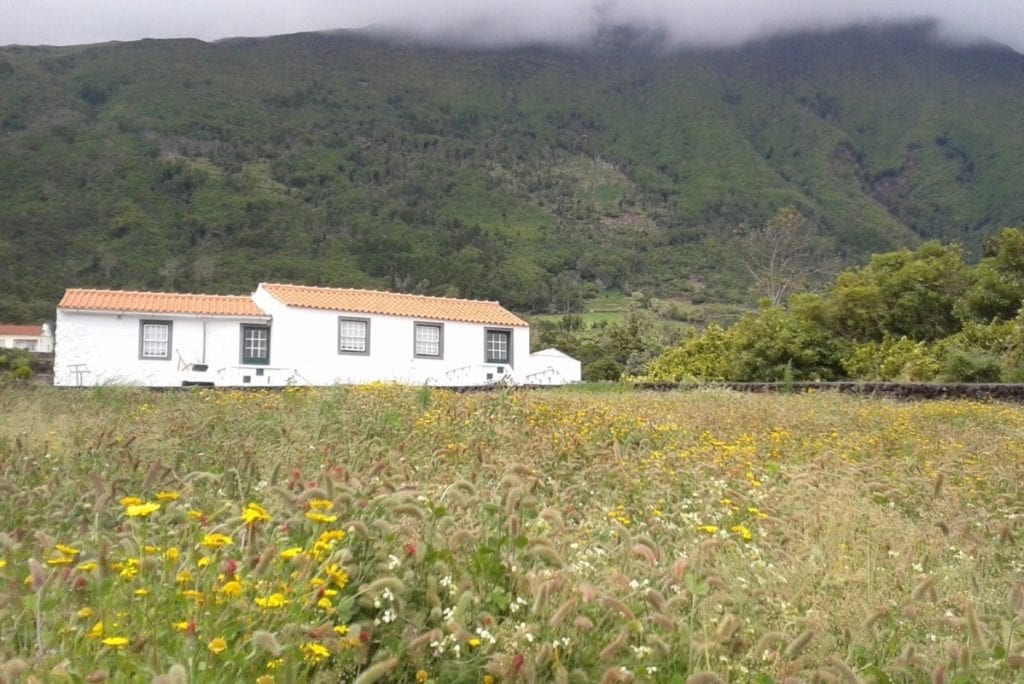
[
  {"x1": 54, "y1": 283, "x2": 581, "y2": 387},
  {"x1": 0, "y1": 324, "x2": 53, "y2": 352}
]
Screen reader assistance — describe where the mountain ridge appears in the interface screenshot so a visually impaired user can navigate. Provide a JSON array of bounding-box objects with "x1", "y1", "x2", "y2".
[{"x1": 1, "y1": 22, "x2": 1023, "y2": 321}]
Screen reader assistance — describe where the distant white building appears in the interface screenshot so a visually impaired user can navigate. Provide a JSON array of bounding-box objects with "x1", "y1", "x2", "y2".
[
  {"x1": 0, "y1": 323, "x2": 53, "y2": 353},
  {"x1": 54, "y1": 283, "x2": 581, "y2": 387}
]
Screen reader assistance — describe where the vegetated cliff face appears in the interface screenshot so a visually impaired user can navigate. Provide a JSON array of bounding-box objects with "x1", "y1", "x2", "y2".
[{"x1": 1, "y1": 21, "x2": 1023, "y2": 320}]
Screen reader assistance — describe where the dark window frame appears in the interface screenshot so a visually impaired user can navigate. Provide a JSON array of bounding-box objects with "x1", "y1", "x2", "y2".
[
  {"x1": 240, "y1": 324, "x2": 271, "y2": 365},
  {"x1": 138, "y1": 320, "x2": 173, "y2": 360},
  {"x1": 338, "y1": 316, "x2": 371, "y2": 355},
  {"x1": 413, "y1": 321, "x2": 444, "y2": 359},
  {"x1": 484, "y1": 327, "x2": 513, "y2": 366}
]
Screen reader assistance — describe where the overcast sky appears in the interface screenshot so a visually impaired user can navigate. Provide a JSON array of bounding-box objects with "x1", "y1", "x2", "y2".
[{"x1": 1, "y1": 0, "x2": 1022, "y2": 53}]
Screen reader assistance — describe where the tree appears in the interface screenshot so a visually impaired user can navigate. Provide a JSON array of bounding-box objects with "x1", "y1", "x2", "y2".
[{"x1": 737, "y1": 206, "x2": 834, "y2": 307}]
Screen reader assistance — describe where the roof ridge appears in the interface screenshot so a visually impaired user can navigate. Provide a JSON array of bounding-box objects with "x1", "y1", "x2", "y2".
[
  {"x1": 65, "y1": 287, "x2": 254, "y2": 300},
  {"x1": 260, "y1": 282, "x2": 502, "y2": 305}
]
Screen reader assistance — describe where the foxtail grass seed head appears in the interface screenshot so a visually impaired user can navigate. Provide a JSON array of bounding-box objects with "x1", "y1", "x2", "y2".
[
  {"x1": 931, "y1": 665, "x2": 947, "y2": 684},
  {"x1": 632, "y1": 543, "x2": 657, "y2": 564},
  {"x1": 599, "y1": 666, "x2": 635, "y2": 684},
  {"x1": 966, "y1": 605, "x2": 984, "y2": 645},
  {"x1": 573, "y1": 615, "x2": 594, "y2": 631},
  {"x1": 912, "y1": 576, "x2": 936, "y2": 601},
  {"x1": 1, "y1": 659, "x2": 29, "y2": 680},
  {"x1": 392, "y1": 503, "x2": 425, "y2": 520},
  {"x1": 1010, "y1": 582, "x2": 1024, "y2": 614},
  {"x1": 861, "y1": 608, "x2": 888, "y2": 632},
  {"x1": 784, "y1": 628, "x2": 815, "y2": 660},
  {"x1": 351, "y1": 656, "x2": 398, "y2": 684},
  {"x1": 825, "y1": 655, "x2": 863, "y2": 684},
  {"x1": 599, "y1": 630, "x2": 629, "y2": 662},
  {"x1": 539, "y1": 508, "x2": 565, "y2": 532},
  {"x1": 548, "y1": 597, "x2": 577, "y2": 627},
  {"x1": 252, "y1": 630, "x2": 283, "y2": 657},
  {"x1": 645, "y1": 589, "x2": 666, "y2": 612},
  {"x1": 529, "y1": 543, "x2": 563, "y2": 567},
  {"x1": 602, "y1": 596, "x2": 636, "y2": 622},
  {"x1": 508, "y1": 514, "x2": 520, "y2": 539},
  {"x1": 28, "y1": 558, "x2": 46, "y2": 591},
  {"x1": 685, "y1": 673, "x2": 724, "y2": 684}
]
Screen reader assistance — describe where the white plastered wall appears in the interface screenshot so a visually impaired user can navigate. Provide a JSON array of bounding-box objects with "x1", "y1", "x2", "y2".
[
  {"x1": 252, "y1": 286, "x2": 530, "y2": 386},
  {"x1": 54, "y1": 310, "x2": 270, "y2": 387}
]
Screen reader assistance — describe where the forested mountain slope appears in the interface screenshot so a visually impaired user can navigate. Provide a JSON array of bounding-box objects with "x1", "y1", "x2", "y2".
[{"x1": 2, "y1": 22, "x2": 1023, "y2": 320}]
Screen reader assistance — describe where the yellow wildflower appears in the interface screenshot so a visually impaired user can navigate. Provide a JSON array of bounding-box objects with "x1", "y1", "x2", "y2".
[
  {"x1": 125, "y1": 502, "x2": 161, "y2": 518},
  {"x1": 317, "y1": 597, "x2": 332, "y2": 610},
  {"x1": 730, "y1": 525, "x2": 753, "y2": 542},
  {"x1": 187, "y1": 509, "x2": 205, "y2": 520},
  {"x1": 102, "y1": 637, "x2": 129, "y2": 648},
  {"x1": 468, "y1": 637, "x2": 481, "y2": 648},
  {"x1": 134, "y1": 588, "x2": 149, "y2": 597},
  {"x1": 305, "y1": 512, "x2": 338, "y2": 524},
  {"x1": 308, "y1": 499, "x2": 333, "y2": 510},
  {"x1": 255, "y1": 593, "x2": 289, "y2": 609},
  {"x1": 220, "y1": 581, "x2": 243, "y2": 597},
  {"x1": 325, "y1": 564, "x2": 349, "y2": 588},
  {"x1": 86, "y1": 621, "x2": 104, "y2": 639},
  {"x1": 77, "y1": 561, "x2": 98, "y2": 572},
  {"x1": 173, "y1": 621, "x2": 191, "y2": 631},
  {"x1": 242, "y1": 502, "x2": 271, "y2": 524},
  {"x1": 280, "y1": 547, "x2": 303, "y2": 560},
  {"x1": 142, "y1": 545, "x2": 162, "y2": 555},
  {"x1": 417, "y1": 671, "x2": 428, "y2": 683},
  {"x1": 77, "y1": 607, "x2": 93, "y2": 619},
  {"x1": 0, "y1": 559, "x2": 5, "y2": 569},
  {"x1": 300, "y1": 642, "x2": 330, "y2": 664},
  {"x1": 120, "y1": 496, "x2": 144, "y2": 506},
  {"x1": 156, "y1": 491, "x2": 180, "y2": 501},
  {"x1": 197, "y1": 557, "x2": 212, "y2": 568},
  {"x1": 181, "y1": 590, "x2": 204, "y2": 602},
  {"x1": 56, "y1": 544, "x2": 80, "y2": 556},
  {"x1": 164, "y1": 547, "x2": 180, "y2": 562},
  {"x1": 697, "y1": 525, "x2": 719, "y2": 535},
  {"x1": 333, "y1": 625, "x2": 349, "y2": 636},
  {"x1": 46, "y1": 556, "x2": 74, "y2": 566},
  {"x1": 256, "y1": 677, "x2": 275, "y2": 684},
  {"x1": 176, "y1": 570, "x2": 193, "y2": 583},
  {"x1": 201, "y1": 533, "x2": 232, "y2": 549},
  {"x1": 208, "y1": 637, "x2": 228, "y2": 654}
]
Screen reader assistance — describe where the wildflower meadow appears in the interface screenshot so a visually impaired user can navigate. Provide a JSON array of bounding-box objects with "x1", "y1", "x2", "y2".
[{"x1": 1, "y1": 385, "x2": 1023, "y2": 683}]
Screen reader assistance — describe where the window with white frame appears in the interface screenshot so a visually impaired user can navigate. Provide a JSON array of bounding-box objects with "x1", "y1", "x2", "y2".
[
  {"x1": 484, "y1": 328, "x2": 512, "y2": 364},
  {"x1": 414, "y1": 322, "x2": 443, "y2": 358},
  {"x1": 338, "y1": 317, "x2": 370, "y2": 354},
  {"x1": 139, "y1": 321, "x2": 172, "y2": 360},
  {"x1": 241, "y1": 325, "x2": 270, "y2": 365}
]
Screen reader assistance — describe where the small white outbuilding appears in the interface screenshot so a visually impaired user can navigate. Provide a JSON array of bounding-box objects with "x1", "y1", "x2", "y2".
[
  {"x1": 54, "y1": 283, "x2": 582, "y2": 388},
  {"x1": 0, "y1": 324, "x2": 53, "y2": 352}
]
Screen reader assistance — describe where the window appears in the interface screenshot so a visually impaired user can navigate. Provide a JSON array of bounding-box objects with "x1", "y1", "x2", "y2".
[
  {"x1": 484, "y1": 328, "x2": 512, "y2": 365},
  {"x1": 13, "y1": 340, "x2": 37, "y2": 351},
  {"x1": 241, "y1": 325, "x2": 270, "y2": 365},
  {"x1": 338, "y1": 317, "x2": 370, "y2": 355},
  {"x1": 139, "y1": 321, "x2": 172, "y2": 360},
  {"x1": 414, "y1": 322, "x2": 443, "y2": 358}
]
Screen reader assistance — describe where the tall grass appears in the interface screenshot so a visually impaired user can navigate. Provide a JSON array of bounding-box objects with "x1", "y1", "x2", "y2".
[{"x1": 1, "y1": 385, "x2": 1023, "y2": 682}]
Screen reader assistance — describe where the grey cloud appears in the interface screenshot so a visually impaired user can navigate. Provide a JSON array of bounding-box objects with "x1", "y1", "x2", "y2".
[{"x1": 1, "y1": 0, "x2": 1022, "y2": 53}]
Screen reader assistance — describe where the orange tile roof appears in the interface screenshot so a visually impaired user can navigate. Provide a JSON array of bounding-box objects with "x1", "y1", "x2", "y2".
[
  {"x1": 59, "y1": 289, "x2": 266, "y2": 317},
  {"x1": 260, "y1": 283, "x2": 528, "y2": 327},
  {"x1": 0, "y1": 324, "x2": 43, "y2": 336}
]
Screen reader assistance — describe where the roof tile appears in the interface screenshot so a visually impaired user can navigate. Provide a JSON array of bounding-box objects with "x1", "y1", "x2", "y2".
[
  {"x1": 260, "y1": 283, "x2": 527, "y2": 327},
  {"x1": 0, "y1": 324, "x2": 43, "y2": 336},
  {"x1": 59, "y1": 289, "x2": 266, "y2": 317}
]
